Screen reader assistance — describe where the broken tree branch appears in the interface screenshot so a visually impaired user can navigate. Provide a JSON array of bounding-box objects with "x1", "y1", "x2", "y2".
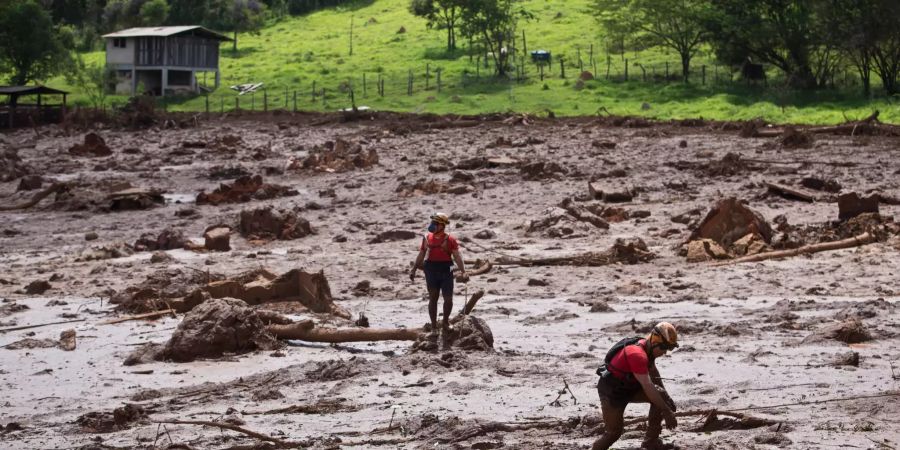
[
  {"x1": 0, "y1": 183, "x2": 68, "y2": 211},
  {"x1": 765, "y1": 182, "x2": 819, "y2": 202},
  {"x1": 99, "y1": 309, "x2": 176, "y2": 325},
  {"x1": 720, "y1": 232, "x2": 875, "y2": 265},
  {"x1": 156, "y1": 420, "x2": 302, "y2": 448},
  {"x1": 0, "y1": 318, "x2": 86, "y2": 334},
  {"x1": 267, "y1": 323, "x2": 422, "y2": 342}
]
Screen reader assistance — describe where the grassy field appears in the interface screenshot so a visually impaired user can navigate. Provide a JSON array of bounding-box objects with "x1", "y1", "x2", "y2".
[{"x1": 52, "y1": 0, "x2": 900, "y2": 124}]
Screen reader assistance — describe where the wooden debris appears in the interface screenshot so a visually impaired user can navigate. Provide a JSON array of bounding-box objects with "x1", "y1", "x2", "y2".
[
  {"x1": 0, "y1": 318, "x2": 86, "y2": 334},
  {"x1": 99, "y1": 309, "x2": 176, "y2": 325},
  {"x1": 720, "y1": 232, "x2": 875, "y2": 265},
  {"x1": 766, "y1": 182, "x2": 819, "y2": 202},
  {"x1": 0, "y1": 183, "x2": 67, "y2": 211}
]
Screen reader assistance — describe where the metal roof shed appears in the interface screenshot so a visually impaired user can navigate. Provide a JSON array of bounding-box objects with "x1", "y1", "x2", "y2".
[{"x1": 0, "y1": 85, "x2": 68, "y2": 128}]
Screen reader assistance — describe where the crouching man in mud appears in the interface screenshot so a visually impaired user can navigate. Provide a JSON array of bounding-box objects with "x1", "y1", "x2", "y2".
[
  {"x1": 593, "y1": 322, "x2": 680, "y2": 450},
  {"x1": 409, "y1": 212, "x2": 467, "y2": 333}
]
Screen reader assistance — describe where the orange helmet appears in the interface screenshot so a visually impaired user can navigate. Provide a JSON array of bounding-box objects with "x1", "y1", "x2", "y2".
[{"x1": 647, "y1": 322, "x2": 679, "y2": 350}]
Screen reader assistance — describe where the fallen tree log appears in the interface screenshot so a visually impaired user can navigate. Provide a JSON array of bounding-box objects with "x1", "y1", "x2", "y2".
[
  {"x1": 750, "y1": 111, "x2": 898, "y2": 138},
  {"x1": 765, "y1": 182, "x2": 819, "y2": 202},
  {"x1": 265, "y1": 290, "x2": 486, "y2": 343},
  {"x1": 99, "y1": 309, "x2": 176, "y2": 325},
  {"x1": 0, "y1": 183, "x2": 67, "y2": 211},
  {"x1": 720, "y1": 232, "x2": 875, "y2": 265},
  {"x1": 156, "y1": 420, "x2": 303, "y2": 448}
]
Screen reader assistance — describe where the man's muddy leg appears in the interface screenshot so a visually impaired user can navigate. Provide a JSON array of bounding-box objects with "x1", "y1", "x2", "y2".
[
  {"x1": 427, "y1": 288, "x2": 440, "y2": 329},
  {"x1": 630, "y1": 389, "x2": 665, "y2": 448},
  {"x1": 441, "y1": 286, "x2": 453, "y2": 330},
  {"x1": 592, "y1": 396, "x2": 625, "y2": 450}
]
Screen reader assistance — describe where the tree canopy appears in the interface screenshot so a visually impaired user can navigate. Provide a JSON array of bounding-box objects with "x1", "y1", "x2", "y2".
[{"x1": 0, "y1": 0, "x2": 71, "y2": 85}]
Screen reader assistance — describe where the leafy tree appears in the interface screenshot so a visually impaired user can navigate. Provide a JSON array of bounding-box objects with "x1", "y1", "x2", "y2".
[
  {"x1": 595, "y1": 0, "x2": 711, "y2": 82},
  {"x1": 0, "y1": 0, "x2": 72, "y2": 85},
  {"x1": 167, "y1": 0, "x2": 215, "y2": 25},
  {"x1": 65, "y1": 55, "x2": 114, "y2": 109},
  {"x1": 140, "y1": 0, "x2": 169, "y2": 25},
  {"x1": 706, "y1": 0, "x2": 824, "y2": 89},
  {"x1": 209, "y1": 0, "x2": 268, "y2": 52},
  {"x1": 410, "y1": 0, "x2": 464, "y2": 51},
  {"x1": 460, "y1": 0, "x2": 530, "y2": 78}
]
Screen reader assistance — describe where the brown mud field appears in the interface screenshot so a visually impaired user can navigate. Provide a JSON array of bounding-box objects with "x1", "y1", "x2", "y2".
[{"x1": 1, "y1": 112, "x2": 899, "y2": 449}]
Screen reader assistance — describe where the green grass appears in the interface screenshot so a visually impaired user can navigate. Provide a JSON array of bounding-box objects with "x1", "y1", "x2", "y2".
[{"x1": 49, "y1": 0, "x2": 900, "y2": 125}]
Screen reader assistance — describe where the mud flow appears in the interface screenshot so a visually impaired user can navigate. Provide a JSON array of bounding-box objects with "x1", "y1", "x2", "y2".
[{"x1": 1, "y1": 112, "x2": 899, "y2": 449}]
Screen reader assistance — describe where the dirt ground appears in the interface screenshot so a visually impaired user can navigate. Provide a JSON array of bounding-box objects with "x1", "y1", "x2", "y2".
[{"x1": 1, "y1": 112, "x2": 899, "y2": 450}]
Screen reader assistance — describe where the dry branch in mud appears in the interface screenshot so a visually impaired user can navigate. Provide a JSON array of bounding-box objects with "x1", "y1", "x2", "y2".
[
  {"x1": 721, "y1": 232, "x2": 875, "y2": 265},
  {"x1": 0, "y1": 183, "x2": 68, "y2": 211}
]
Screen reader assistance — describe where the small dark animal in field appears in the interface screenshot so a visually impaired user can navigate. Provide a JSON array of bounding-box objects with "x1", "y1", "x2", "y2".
[{"x1": 741, "y1": 58, "x2": 767, "y2": 86}]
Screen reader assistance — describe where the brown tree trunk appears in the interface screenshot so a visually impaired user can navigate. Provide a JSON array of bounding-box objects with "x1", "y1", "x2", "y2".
[{"x1": 268, "y1": 323, "x2": 423, "y2": 342}]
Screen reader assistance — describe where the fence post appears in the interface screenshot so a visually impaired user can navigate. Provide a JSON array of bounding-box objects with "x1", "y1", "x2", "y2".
[
  {"x1": 522, "y1": 29, "x2": 527, "y2": 56},
  {"x1": 606, "y1": 55, "x2": 611, "y2": 80},
  {"x1": 426, "y1": 64, "x2": 430, "y2": 90},
  {"x1": 263, "y1": 90, "x2": 268, "y2": 112},
  {"x1": 322, "y1": 88, "x2": 326, "y2": 106},
  {"x1": 312, "y1": 81, "x2": 316, "y2": 102},
  {"x1": 715, "y1": 65, "x2": 719, "y2": 84},
  {"x1": 624, "y1": 59, "x2": 628, "y2": 81},
  {"x1": 540, "y1": 64, "x2": 544, "y2": 81},
  {"x1": 293, "y1": 90, "x2": 297, "y2": 112},
  {"x1": 665, "y1": 61, "x2": 669, "y2": 81},
  {"x1": 220, "y1": 97, "x2": 224, "y2": 114},
  {"x1": 437, "y1": 68, "x2": 442, "y2": 92},
  {"x1": 205, "y1": 94, "x2": 209, "y2": 113},
  {"x1": 589, "y1": 44, "x2": 595, "y2": 74},
  {"x1": 363, "y1": 73, "x2": 367, "y2": 97},
  {"x1": 407, "y1": 69, "x2": 413, "y2": 95},
  {"x1": 560, "y1": 57, "x2": 565, "y2": 78},
  {"x1": 702, "y1": 65, "x2": 706, "y2": 85},
  {"x1": 577, "y1": 47, "x2": 583, "y2": 73},
  {"x1": 284, "y1": 88, "x2": 288, "y2": 109},
  {"x1": 235, "y1": 96, "x2": 239, "y2": 111}
]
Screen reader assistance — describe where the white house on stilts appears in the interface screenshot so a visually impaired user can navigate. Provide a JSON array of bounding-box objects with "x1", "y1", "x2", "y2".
[{"x1": 102, "y1": 26, "x2": 231, "y2": 96}]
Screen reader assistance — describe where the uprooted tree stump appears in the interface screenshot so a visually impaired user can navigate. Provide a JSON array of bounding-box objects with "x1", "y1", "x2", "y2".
[
  {"x1": 239, "y1": 206, "x2": 314, "y2": 240},
  {"x1": 495, "y1": 238, "x2": 654, "y2": 266}
]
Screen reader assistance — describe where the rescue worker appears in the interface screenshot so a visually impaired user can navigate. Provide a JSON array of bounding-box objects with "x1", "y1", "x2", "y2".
[
  {"x1": 409, "y1": 212, "x2": 467, "y2": 333},
  {"x1": 592, "y1": 322, "x2": 680, "y2": 450}
]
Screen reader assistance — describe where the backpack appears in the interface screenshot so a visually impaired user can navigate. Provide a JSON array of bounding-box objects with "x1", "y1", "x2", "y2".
[
  {"x1": 423, "y1": 233, "x2": 451, "y2": 261},
  {"x1": 596, "y1": 336, "x2": 643, "y2": 377}
]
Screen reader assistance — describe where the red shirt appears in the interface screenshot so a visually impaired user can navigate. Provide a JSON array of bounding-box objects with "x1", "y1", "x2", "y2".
[
  {"x1": 608, "y1": 339, "x2": 649, "y2": 380},
  {"x1": 420, "y1": 232, "x2": 459, "y2": 262}
]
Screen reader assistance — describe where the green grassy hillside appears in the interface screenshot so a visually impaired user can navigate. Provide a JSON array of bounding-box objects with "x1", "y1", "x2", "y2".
[{"x1": 56, "y1": 0, "x2": 900, "y2": 124}]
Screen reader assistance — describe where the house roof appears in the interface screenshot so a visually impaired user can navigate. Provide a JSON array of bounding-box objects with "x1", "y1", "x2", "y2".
[
  {"x1": 0, "y1": 85, "x2": 69, "y2": 96},
  {"x1": 102, "y1": 26, "x2": 231, "y2": 41}
]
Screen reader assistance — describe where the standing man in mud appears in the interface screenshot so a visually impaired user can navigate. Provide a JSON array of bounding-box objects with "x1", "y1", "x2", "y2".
[
  {"x1": 593, "y1": 322, "x2": 680, "y2": 450},
  {"x1": 410, "y1": 212, "x2": 467, "y2": 333}
]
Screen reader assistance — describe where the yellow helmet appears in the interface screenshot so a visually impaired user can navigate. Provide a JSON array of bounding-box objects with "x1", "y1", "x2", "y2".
[
  {"x1": 430, "y1": 212, "x2": 450, "y2": 225},
  {"x1": 648, "y1": 322, "x2": 678, "y2": 350}
]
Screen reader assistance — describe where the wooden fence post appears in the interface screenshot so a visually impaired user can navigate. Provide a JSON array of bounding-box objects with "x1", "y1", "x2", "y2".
[
  {"x1": 437, "y1": 68, "x2": 442, "y2": 92},
  {"x1": 560, "y1": 57, "x2": 566, "y2": 78},
  {"x1": 312, "y1": 81, "x2": 317, "y2": 102},
  {"x1": 235, "y1": 96, "x2": 239, "y2": 111},
  {"x1": 205, "y1": 94, "x2": 209, "y2": 113},
  {"x1": 407, "y1": 69, "x2": 413, "y2": 95},
  {"x1": 624, "y1": 59, "x2": 628, "y2": 81},
  {"x1": 263, "y1": 90, "x2": 268, "y2": 112},
  {"x1": 522, "y1": 29, "x2": 527, "y2": 56},
  {"x1": 322, "y1": 88, "x2": 326, "y2": 106},
  {"x1": 426, "y1": 64, "x2": 430, "y2": 90},
  {"x1": 284, "y1": 88, "x2": 288, "y2": 108},
  {"x1": 293, "y1": 90, "x2": 297, "y2": 112},
  {"x1": 665, "y1": 61, "x2": 669, "y2": 81},
  {"x1": 251, "y1": 93, "x2": 255, "y2": 111},
  {"x1": 702, "y1": 65, "x2": 706, "y2": 85},
  {"x1": 220, "y1": 97, "x2": 224, "y2": 113},
  {"x1": 363, "y1": 73, "x2": 367, "y2": 97},
  {"x1": 540, "y1": 64, "x2": 544, "y2": 81}
]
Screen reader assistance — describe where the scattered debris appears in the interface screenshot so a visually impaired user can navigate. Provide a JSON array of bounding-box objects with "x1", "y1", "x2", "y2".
[
  {"x1": 76, "y1": 404, "x2": 146, "y2": 433},
  {"x1": 239, "y1": 206, "x2": 314, "y2": 240},
  {"x1": 196, "y1": 175, "x2": 298, "y2": 205},
  {"x1": 59, "y1": 329, "x2": 77, "y2": 351},
  {"x1": 588, "y1": 182, "x2": 633, "y2": 202},
  {"x1": 800, "y1": 177, "x2": 841, "y2": 193},
  {"x1": 369, "y1": 229, "x2": 418, "y2": 244},
  {"x1": 1, "y1": 147, "x2": 30, "y2": 182},
  {"x1": 779, "y1": 127, "x2": 815, "y2": 148},
  {"x1": 802, "y1": 319, "x2": 873, "y2": 344},
  {"x1": 16, "y1": 175, "x2": 43, "y2": 191},
  {"x1": 111, "y1": 268, "x2": 223, "y2": 314},
  {"x1": 686, "y1": 239, "x2": 730, "y2": 263},
  {"x1": 107, "y1": 188, "x2": 165, "y2": 211},
  {"x1": 766, "y1": 182, "x2": 819, "y2": 202},
  {"x1": 69, "y1": 132, "x2": 112, "y2": 157},
  {"x1": 497, "y1": 238, "x2": 654, "y2": 266},
  {"x1": 24, "y1": 280, "x2": 51, "y2": 295},
  {"x1": 689, "y1": 198, "x2": 773, "y2": 248},
  {"x1": 520, "y1": 161, "x2": 567, "y2": 180},
  {"x1": 291, "y1": 138, "x2": 378, "y2": 173}
]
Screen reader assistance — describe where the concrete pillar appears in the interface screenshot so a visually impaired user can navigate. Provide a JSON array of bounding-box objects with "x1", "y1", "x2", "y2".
[{"x1": 131, "y1": 68, "x2": 136, "y2": 96}]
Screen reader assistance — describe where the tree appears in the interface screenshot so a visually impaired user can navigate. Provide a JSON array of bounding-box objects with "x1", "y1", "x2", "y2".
[
  {"x1": 410, "y1": 0, "x2": 464, "y2": 51},
  {"x1": 706, "y1": 0, "x2": 824, "y2": 89},
  {"x1": 460, "y1": 0, "x2": 530, "y2": 78},
  {"x1": 0, "y1": 0, "x2": 71, "y2": 85},
  {"x1": 595, "y1": 0, "x2": 711, "y2": 82},
  {"x1": 65, "y1": 55, "x2": 113, "y2": 109},
  {"x1": 209, "y1": 0, "x2": 267, "y2": 52},
  {"x1": 140, "y1": 0, "x2": 169, "y2": 25}
]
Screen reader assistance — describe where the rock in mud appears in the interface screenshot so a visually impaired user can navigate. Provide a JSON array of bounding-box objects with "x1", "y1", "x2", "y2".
[
  {"x1": 369, "y1": 229, "x2": 418, "y2": 244},
  {"x1": 520, "y1": 161, "x2": 567, "y2": 180},
  {"x1": 1, "y1": 147, "x2": 30, "y2": 182},
  {"x1": 588, "y1": 182, "x2": 633, "y2": 202},
  {"x1": 196, "y1": 175, "x2": 298, "y2": 205},
  {"x1": 780, "y1": 126, "x2": 814, "y2": 148},
  {"x1": 239, "y1": 206, "x2": 313, "y2": 240},
  {"x1": 59, "y1": 330, "x2": 77, "y2": 351},
  {"x1": 293, "y1": 138, "x2": 379, "y2": 173},
  {"x1": 107, "y1": 188, "x2": 165, "y2": 211},
  {"x1": 24, "y1": 280, "x2": 51, "y2": 295},
  {"x1": 16, "y1": 175, "x2": 43, "y2": 191},
  {"x1": 801, "y1": 319, "x2": 873, "y2": 344},
  {"x1": 133, "y1": 228, "x2": 186, "y2": 251},
  {"x1": 76, "y1": 242, "x2": 134, "y2": 261},
  {"x1": 838, "y1": 192, "x2": 879, "y2": 221},
  {"x1": 76, "y1": 404, "x2": 146, "y2": 433},
  {"x1": 731, "y1": 233, "x2": 770, "y2": 256},
  {"x1": 69, "y1": 132, "x2": 112, "y2": 157},
  {"x1": 800, "y1": 177, "x2": 841, "y2": 193},
  {"x1": 161, "y1": 297, "x2": 281, "y2": 362},
  {"x1": 689, "y1": 198, "x2": 773, "y2": 248},
  {"x1": 149, "y1": 251, "x2": 174, "y2": 264},
  {"x1": 203, "y1": 225, "x2": 232, "y2": 251},
  {"x1": 834, "y1": 298, "x2": 894, "y2": 320}
]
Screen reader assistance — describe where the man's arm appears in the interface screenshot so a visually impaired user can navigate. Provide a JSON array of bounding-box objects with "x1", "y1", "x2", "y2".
[
  {"x1": 451, "y1": 250, "x2": 467, "y2": 280},
  {"x1": 634, "y1": 373, "x2": 677, "y2": 429},
  {"x1": 410, "y1": 248, "x2": 426, "y2": 281}
]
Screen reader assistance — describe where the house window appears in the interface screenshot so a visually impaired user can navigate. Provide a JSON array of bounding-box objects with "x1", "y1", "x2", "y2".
[{"x1": 113, "y1": 38, "x2": 127, "y2": 48}]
